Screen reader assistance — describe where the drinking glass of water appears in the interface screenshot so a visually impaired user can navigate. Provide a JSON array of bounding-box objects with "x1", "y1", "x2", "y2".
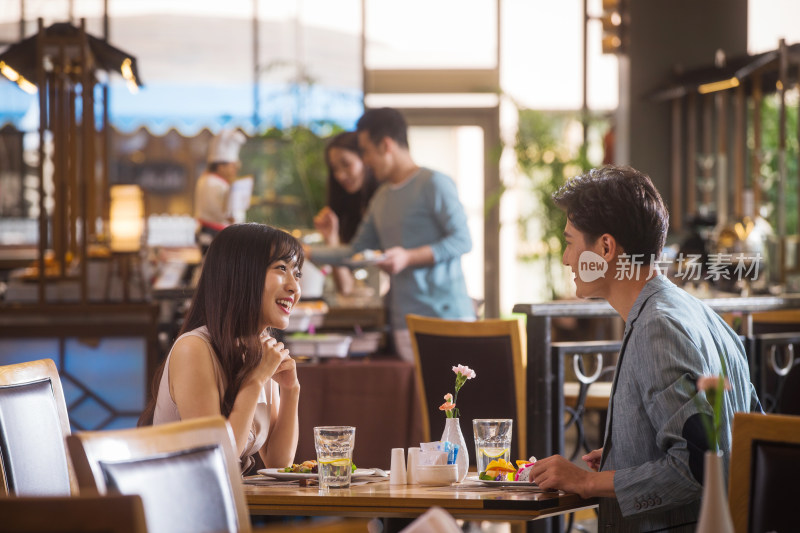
[
  {"x1": 313, "y1": 426, "x2": 356, "y2": 489},
  {"x1": 473, "y1": 419, "x2": 513, "y2": 474}
]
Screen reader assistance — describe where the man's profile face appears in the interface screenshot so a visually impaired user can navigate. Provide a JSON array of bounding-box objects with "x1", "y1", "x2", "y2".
[
  {"x1": 357, "y1": 131, "x2": 389, "y2": 182},
  {"x1": 562, "y1": 219, "x2": 608, "y2": 299}
]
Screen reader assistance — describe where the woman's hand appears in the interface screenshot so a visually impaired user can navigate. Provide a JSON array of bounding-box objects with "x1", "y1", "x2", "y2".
[
  {"x1": 272, "y1": 354, "x2": 300, "y2": 391},
  {"x1": 313, "y1": 207, "x2": 340, "y2": 245},
  {"x1": 252, "y1": 333, "x2": 289, "y2": 385}
]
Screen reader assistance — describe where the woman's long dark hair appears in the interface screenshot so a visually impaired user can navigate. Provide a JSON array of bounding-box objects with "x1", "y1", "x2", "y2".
[
  {"x1": 325, "y1": 132, "x2": 378, "y2": 243},
  {"x1": 138, "y1": 223, "x2": 304, "y2": 426}
]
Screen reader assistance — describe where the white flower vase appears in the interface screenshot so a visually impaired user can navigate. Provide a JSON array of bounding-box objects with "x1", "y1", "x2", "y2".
[
  {"x1": 696, "y1": 450, "x2": 734, "y2": 533},
  {"x1": 440, "y1": 417, "x2": 469, "y2": 482}
]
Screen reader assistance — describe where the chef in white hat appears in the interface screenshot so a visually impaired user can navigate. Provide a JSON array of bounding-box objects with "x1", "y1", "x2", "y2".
[{"x1": 194, "y1": 129, "x2": 247, "y2": 252}]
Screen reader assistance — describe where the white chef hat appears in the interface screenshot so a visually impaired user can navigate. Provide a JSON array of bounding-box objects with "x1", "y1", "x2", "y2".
[{"x1": 207, "y1": 129, "x2": 247, "y2": 163}]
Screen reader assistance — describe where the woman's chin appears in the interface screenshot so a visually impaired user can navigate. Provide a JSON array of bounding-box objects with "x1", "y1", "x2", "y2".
[{"x1": 261, "y1": 318, "x2": 290, "y2": 331}]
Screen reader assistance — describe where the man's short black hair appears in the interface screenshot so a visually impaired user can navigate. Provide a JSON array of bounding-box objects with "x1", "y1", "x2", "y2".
[
  {"x1": 552, "y1": 165, "x2": 669, "y2": 259},
  {"x1": 356, "y1": 107, "x2": 409, "y2": 149}
]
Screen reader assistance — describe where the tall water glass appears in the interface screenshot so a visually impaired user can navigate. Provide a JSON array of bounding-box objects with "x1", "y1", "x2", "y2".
[
  {"x1": 473, "y1": 419, "x2": 513, "y2": 474},
  {"x1": 313, "y1": 426, "x2": 356, "y2": 489}
]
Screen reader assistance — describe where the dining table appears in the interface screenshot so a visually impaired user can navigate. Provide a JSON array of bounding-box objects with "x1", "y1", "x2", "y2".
[{"x1": 244, "y1": 475, "x2": 597, "y2": 527}]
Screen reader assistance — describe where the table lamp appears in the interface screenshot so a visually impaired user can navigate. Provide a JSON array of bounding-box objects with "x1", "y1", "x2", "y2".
[{"x1": 109, "y1": 185, "x2": 144, "y2": 252}]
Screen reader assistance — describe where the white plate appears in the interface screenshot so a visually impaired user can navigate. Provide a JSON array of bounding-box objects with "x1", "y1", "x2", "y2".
[
  {"x1": 466, "y1": 475, "x2": 540, "y2": 488},
  {"x1": 343, "y1": 257, "x2": 384, "y2": 268},
  {"x1": 257, "y1": 468, "x2": 375, "y2": 481},
  {"x1": 343, "y1": 251, "x2": 385, "y2": 268}
]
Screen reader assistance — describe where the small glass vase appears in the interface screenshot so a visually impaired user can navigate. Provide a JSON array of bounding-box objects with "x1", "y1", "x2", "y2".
[
  {"x1": 696, "y1": 450, "x2": 734, "y2": 533},
  {"x1": 440, "y1": 417, "x2": 469, "y2": 482}
]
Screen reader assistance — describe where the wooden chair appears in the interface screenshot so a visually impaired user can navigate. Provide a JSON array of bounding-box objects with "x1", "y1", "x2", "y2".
[
  {"x1": 775, "y1": 362, "x2": 800, "y2": 415},
  {"x1": 67, "y1": 416, "x2": 251, "y2": 533},
  {"x1": 406, "y1": 314, "x2": 527, "y2": 461},
  {"x1": 0, "y1": 494, "x2": 148, "y2": 533},
  {"x1": 728, "y1": 412, "x2": 800, "y2": 533},
  {"x1": 0, "y1": 358, "x2": 76, "y2": 496}
]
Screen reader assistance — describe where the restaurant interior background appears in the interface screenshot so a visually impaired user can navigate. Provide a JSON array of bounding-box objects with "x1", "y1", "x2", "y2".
[{"x1": 0, "y1": 0, "x2": 798, "y2": 436}]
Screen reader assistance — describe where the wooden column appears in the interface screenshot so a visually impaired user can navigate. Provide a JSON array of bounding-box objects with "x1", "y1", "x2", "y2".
[
  {"x1": 733, "y1": 84, "x2": 745, "y2": 219},
  {"x1": 715, "y1": 89, "x2": 729, "y2": 226},
  {"x1": 670, "y1": 97, "x2": 683, "y2": 231},
  {"x1": 80, "y1": 20, "x2": 93, "y2": 304},
  {"x1": 701, "y1": 94, "x2": 714, "y2": 208},
  {"x1": 777, "y1": 39, "x2": 787, "y2": 282},
  {"x1": 687, "y1": 93, "x2": 698, "y2": 216},
  {"x1": 752, "y1": 73, "x2": 763, "y2": 212},
  {"x1": 36, "y1": 18, "x2": 46, "y2": 303}
]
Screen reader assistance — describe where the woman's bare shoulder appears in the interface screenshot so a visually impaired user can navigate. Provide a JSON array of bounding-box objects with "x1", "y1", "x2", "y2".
[{"x1": 169, "y1": 334, "x2": 217, "y2": 376}]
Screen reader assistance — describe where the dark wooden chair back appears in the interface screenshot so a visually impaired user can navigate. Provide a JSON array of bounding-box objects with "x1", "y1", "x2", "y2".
[
  {"x1": 67, "y1": 416, "x2": 251, "y2": 533},
  {"x1": 775, "y1": 362, "x2": 800, "y2": 415},
  {"x1": 406, "y1": 315, "x2": 527, "y2": 463},
  {"x1": 0, "y1": 358, "x2": 75, "y2": 495},
  {"x1": 729, "y1": 412, "x2": 800, "y2": 533}
]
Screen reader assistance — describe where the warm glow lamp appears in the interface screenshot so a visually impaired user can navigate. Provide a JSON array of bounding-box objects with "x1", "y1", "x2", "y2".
[
  {"x1": 600, "y1": 0, "x2": 627, "y2": 55},
  {"x1": 109, "y1": 185, "x2": 144, "y2": 252},
  {"x1": 0, "y1": 60, "x2": 38, "y2": 94}
]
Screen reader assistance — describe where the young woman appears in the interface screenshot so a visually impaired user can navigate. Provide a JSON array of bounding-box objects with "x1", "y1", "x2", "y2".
[
  {"x1": 139, "y1": 223, "x2": 302, "y2": 473},
  {"x1": 313, "y1": 131, "x2": 379, "y2": 294}
]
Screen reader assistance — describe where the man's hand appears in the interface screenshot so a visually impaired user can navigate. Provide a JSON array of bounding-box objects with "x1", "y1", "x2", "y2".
[
  {"x1": 530, "y1": 455, "x2": 593, "y2": 498},
  {"x1": 583, "y1": 448, "x2": 603, "y2": 472},
  {"x1": 377, "y1": 246, "x2": 411, "y2": 274},
  {"x1": 313, "y1": 207, "x2": 340, "y2": 245}
]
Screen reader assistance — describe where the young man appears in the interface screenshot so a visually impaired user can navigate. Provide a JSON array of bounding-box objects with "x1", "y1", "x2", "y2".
[
  {"x1": 312, "y1": 108, "x2": 475, "y2": 361},
  {"x1": 530, "y1": 166, "x2": 760, "y2": 532}
]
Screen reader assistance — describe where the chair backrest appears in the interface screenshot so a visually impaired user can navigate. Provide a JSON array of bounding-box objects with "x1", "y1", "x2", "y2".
[
  {"x1": 67, "y1": 416, "x2": 251, "y2": 533},
  {"x1": 775, "y1": 361, "x2": 800, "y2": 415},
  {"x1": 0, "y1": 494, "x2": 148, "y2": 533},
  {"x1": 406, "y1": 314, "x2": 527, "y2": 462},
  {"x1": 729, "y1": 412, "x2": 800, "y2": 533},
  {"x1": 0, "y1": 358, "x2": 75, "y2": 496}
]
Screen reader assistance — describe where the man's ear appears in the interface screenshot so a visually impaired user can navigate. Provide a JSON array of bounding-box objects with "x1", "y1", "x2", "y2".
[
  {"x1": 381, "y1": 136, "x2": 395, "y2": 154},
  {"x1": 599, "y1": 234, "x2": 618, "y2": 261}
]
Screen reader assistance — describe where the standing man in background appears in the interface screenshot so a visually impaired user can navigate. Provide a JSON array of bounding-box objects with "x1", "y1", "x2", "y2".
[
  {"x1": 195, "y1": 129, "x2": 247, "y2": 253},
  {"x1": 313, "y1": 108, "x2": 475, "y2": 361}
]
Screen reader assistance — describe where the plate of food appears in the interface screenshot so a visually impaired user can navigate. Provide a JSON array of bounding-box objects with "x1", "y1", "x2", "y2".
[
  {"x1": 257, "y1": 460, "x2": 375, "y2": 481},
  {"x1": 469, "y1": 457, "x2": 540, "y2": 487},
  {"x1": 344, "y1": 249, "x2": 385, "y2": 267},
  {"x1": 467, "y1": 476, "x2": 542, "y2": 488}
]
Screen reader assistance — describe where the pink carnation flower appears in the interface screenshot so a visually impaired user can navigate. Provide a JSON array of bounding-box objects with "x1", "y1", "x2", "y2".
[{"x1": 452, "y1": 364, "x2": 476, "y2": 379}]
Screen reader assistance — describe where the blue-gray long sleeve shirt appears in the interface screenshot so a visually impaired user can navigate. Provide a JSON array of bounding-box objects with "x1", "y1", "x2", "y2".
[
  {"x1": 598, "y1": 275, "x2": 760, "y2": 532},
  {"x1": 312, "y1": 168, "x2": 475, "y2": 330}
]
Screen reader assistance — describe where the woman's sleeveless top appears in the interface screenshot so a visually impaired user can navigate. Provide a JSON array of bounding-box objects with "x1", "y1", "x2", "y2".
[{"x1": 152, "y1": 326, "x2": 271, "y2": 472}]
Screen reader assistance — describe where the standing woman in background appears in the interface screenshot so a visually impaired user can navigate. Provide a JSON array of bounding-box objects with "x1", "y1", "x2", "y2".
[
  {"x1": 139, "y1": 223, "x2": 302, "y2": 473},
  {"x1": 314, "y1": 131, "x2": 379, "y2": 294}
]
